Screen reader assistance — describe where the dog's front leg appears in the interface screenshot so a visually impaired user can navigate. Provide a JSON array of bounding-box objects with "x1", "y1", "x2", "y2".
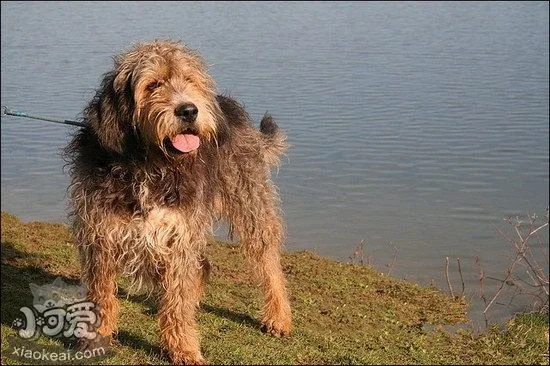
[
  {"x1": 158, "y1": 251, "x2": 205, "y2": 365},
  {"x1": 78, "y1": 243, "x2": 120, "y2": 347}
]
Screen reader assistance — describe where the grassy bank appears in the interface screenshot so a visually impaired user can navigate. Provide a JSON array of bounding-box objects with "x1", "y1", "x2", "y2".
[{"x1": 1, "y1": 212, "x2": 548, "y2": 364}]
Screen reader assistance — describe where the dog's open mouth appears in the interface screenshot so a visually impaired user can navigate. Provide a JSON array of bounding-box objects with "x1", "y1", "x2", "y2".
[{"x1": 165, "y1": 132, "x2": 200, "y2": 154}]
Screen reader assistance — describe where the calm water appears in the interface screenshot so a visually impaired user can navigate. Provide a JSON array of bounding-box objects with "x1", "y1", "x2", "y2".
[{"x1": 1, "y1": 2, "x2": 548, "y2": 327}]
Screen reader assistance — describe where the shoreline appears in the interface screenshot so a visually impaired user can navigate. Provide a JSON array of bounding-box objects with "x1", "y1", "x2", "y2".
[{"x1": 1, "y1": 212, "x2": 548, "y2": 365}]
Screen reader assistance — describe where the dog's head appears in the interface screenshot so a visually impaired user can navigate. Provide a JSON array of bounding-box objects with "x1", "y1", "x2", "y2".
[{"x1": 87, "y1": 40, "x2": 221, "y2": 158}]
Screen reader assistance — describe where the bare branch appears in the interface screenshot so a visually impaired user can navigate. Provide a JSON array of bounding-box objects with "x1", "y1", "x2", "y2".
[
  {"x1": 387, "y1": 244, "x2": 398, "y2": 276},
  {"x1": 445, "y1": 257, "x2": 455, "y2": 299},
  {"x1": 457, "y1": 257, "x2": 465, "y2": 297}
]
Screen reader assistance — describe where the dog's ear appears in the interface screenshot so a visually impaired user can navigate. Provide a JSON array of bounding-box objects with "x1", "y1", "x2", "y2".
[
  {"x1": 85, "y1": 68, "x2": 135, "y2": 154},
  {"x1": 113, "y1": 60, "x2": 134, "y2": 94}
]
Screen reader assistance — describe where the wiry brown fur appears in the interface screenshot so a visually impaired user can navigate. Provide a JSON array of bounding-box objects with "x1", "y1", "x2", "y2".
[{"x1": 64, "y1": 40, "x2": 290, "y2": 365}]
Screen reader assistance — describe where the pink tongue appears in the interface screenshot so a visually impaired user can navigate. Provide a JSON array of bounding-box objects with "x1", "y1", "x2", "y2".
[{"x1": 171, "y1": 134, "x2": 200, "y2": 153}]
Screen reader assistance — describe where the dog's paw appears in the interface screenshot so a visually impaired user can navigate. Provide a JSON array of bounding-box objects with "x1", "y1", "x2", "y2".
[
  {"x1": 260, "y1": 317, "x2": 291, "y2": 338},
  {"x1": 170, "y1": 351, "x2": 206, "y2": 365}
]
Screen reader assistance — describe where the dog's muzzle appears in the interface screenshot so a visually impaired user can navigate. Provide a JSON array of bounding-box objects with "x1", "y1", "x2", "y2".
[{"x1": 167, "y1": 103, "x2": 201, "y2": 154}]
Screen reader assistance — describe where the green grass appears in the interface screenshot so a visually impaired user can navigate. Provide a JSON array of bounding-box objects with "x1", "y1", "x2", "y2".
[{"x1": 1, "y1": 212, "x2": 548, "y2": 364}]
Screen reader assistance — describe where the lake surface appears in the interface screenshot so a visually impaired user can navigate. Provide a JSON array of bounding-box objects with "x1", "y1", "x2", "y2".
[{"x1": 1, "y1": 2, "x2": 548, "y2": 327}]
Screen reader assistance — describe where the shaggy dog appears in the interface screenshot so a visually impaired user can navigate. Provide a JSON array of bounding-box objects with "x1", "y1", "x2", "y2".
[{"x1": 64, "y1": 40, "x2": 291, "y2": 364}]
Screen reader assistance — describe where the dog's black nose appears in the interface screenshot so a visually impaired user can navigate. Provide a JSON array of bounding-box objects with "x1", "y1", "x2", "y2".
[{"x1": 174, "y1": 103, "x2": 198, "y2": 123}]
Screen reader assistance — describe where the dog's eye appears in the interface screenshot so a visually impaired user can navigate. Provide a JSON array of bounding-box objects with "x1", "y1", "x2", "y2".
[{"x1": 146, "y1": 80, "x2": 163, "y2": 91}]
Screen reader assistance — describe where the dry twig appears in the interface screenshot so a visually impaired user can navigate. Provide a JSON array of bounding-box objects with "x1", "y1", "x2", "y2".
[
  {"x1": 445, "y1": 256, "x2": 455, "y2": 299},
  {"x1": 484, "y1": 213, "x2": 549, "y2": 314}
]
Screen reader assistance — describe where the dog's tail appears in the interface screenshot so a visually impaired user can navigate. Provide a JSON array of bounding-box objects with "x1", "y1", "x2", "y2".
[{"x1": 260, "y1": 113, "x2": 288, "y2": 167}]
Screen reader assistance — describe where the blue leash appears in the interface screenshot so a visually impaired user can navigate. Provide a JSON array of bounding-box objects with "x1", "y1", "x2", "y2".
[{"x1": 1, "y1": 106, "x2": 85, "y2": 127}]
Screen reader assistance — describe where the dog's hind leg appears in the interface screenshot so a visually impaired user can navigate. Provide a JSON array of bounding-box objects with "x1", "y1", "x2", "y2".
[
  {"x1": 228, "y1": 182, "x2": 292, "y2": 337},
  {"x1": 251, "y1": 211, "x2": 292, "y2": 337}
]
